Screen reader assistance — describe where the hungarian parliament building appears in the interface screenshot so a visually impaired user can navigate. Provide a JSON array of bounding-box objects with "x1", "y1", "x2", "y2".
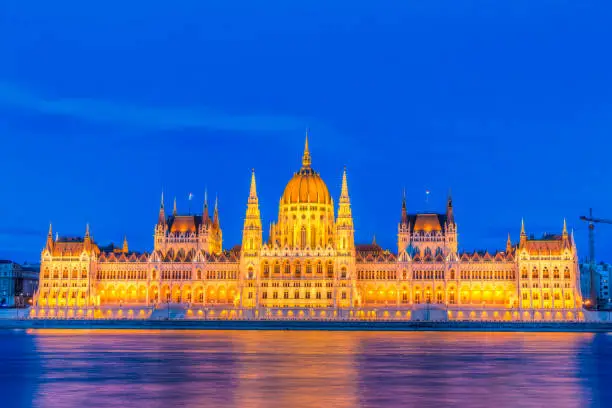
[{"x1": 32, "y1": 137, "x2": 584, "y2": 321}]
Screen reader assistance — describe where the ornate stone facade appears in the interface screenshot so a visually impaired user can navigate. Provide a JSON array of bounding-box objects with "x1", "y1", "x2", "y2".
[{"x1": 31, "y1": 137, "x2": 584, "y2": 321}]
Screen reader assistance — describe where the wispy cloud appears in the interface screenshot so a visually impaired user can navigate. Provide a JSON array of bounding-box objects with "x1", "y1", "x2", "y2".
[{"x1": 0, "y1": 81, "x2": 309, "y2": 134}]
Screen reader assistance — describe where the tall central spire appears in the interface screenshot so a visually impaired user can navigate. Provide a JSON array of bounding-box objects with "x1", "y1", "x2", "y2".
[{"x1": 302, "y1": 130, "x2": 311, "y2": 169}]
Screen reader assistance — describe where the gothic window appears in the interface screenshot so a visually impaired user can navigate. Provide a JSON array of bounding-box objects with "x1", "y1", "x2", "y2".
[
  {"x1": 450, "y1": 269, "x2": 455, "y2": 280},
  {"x1": 301, "y1": 226, "x2": 307, "y2": 248},
  {"x1": 316, "y1": 292, "x2": 322, "y2": 300},
  {"x1": 554, "y1": 267, "x2": 560, "y2": 279},
  {"x1": 294, "y1": 261, "x2": 301, "y2": 277},
  {"x1": 262, "y1": 262, "x2": 270, "y2": 278},
  {"x1": 284, "y1": 262, "x2": 291, "y2": 274},
  {"x1": 327, "y1": 262, "x2": 334, "y2": 278},
  {"x1": 564, "y1": 268, "x2": 571, "y2": 280},
  {"x1": 543, "y1": 268, "x2": 550, "y2": 279},
  {"x1": 449, "y1": 292, "x2": 456, "y2": 304},
  {"x1": 306, "y1": 262, "x2": 312, "y2": 274},
  {"x1": 521, "y1": 268, "x2": 528, "y2": 279},
  {"x1": 316, "y1": 262, "x2": 323, "y2": 274},
  {"x1": 532, "y1": 267, "x2": 539, "y2": 279},
  {"x1": 262, "y1": 292, "x2": 268, "y2": 299},
  {"x1": 341, "y1": 266, "x2": 347, "y2": 279},
  {"x1": 274, "y1": 262, "x2": 280, "y2": 274}
]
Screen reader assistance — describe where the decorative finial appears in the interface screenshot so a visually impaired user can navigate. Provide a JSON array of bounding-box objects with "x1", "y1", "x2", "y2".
[
  {"x1": 48, "y1": 223, "x2": 53, "y2": 236},
  {"x1": 173, "y1": 197, "x2": 177, "y2": 216},
  {"x1": 85, "y1": 223, "x2": 90, "y2": 237},
  {"x1": 302, "y1": 130, "x2": 311, "y2": 168},
  {"x1": 372, "y1": 234, "x2": 377, "y2": 246},
  {"x1": 521, "y1": 218, "x2": 526, "y2": 235},
  {"x1": 563, "y1": 218, "x2": 568, "y2": 235},
  {"x1": 122, "y1": 235, "x2": 128, "y2": 253},
  {"x1": 160, "y1": 191, "x2": 164, "y2": 208}
]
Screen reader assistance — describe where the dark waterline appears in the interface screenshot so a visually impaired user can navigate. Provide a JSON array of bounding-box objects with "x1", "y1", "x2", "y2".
[{"x1": 1, "y1": 330, "x2": 611, "y2": 408}]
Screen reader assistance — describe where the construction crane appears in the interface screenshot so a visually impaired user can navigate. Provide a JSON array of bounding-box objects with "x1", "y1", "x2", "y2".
[{"x1": 579, "y1": 208, "x2": 612, "y2": 308}]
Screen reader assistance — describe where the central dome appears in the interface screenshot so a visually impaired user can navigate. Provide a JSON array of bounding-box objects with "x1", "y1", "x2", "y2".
[{"x1": 281, "y1": 135, "x2": 332, "y2": 205}]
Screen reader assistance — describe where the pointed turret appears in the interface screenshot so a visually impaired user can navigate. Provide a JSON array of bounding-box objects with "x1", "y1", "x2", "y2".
[
  {"x1": 335, "y1": 167, "x2": 354, "y2": 252},
  {"x1": 302, "y1": 130, "x2": 312, "y2": 169},
  {"x1": 242, "y1": 169, "x2": 262, "y2": 254},
  {"x1": 520, "y1": 218, "x2": 527, "y2": 247},
  {"x1": 45, "y1": 223, "x2": 54, "y2": 251},
  {"x1": 446, "y1": 189, "x2": 454, "y2": 225},
  {"x1": 562, "y1": 218, "x2": 568, "y2": 237},
  {"x1": 340, "y1": 166, "x2": 350, "y2": 204},
  {"x1": 249, "y1": 168, "x2": 258, "y2": 203},
  {"x1": 203, "y1": 189, "x2": 210, "y2": 223},
  {"x1": 372, "y1": 234, "x2": 377, "y2": 246},
  {"x1": 213, "y1": 194, "x2": 219, "y2": 227},
  {"x1": 84, "y1": 223, "x2": 92, "y2": 251},
  {"x1": 401, "y1": 188, "x2": 408, "y2": 226},
  {"x1": 173, "y1": 197, "x2": 177, "y2": 216},
  {"x1": 122, "y1": 235, "x2": 129, "y2": 253},
  {"x1": 158, "y1": 191, "x2": 166, "y2": 225},
  {"x1": 506, "y1": 233, "x2": 512, "y2": 253}
]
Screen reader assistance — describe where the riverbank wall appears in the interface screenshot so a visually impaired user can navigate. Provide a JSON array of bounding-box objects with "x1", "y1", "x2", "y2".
[{"x1": 2, "y1": 318, "x2": 611, "y2": 332}]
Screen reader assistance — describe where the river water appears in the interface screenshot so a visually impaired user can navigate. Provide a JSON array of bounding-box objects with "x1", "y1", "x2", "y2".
[{"x1": 0, "y1": 330, "x2": 611, "y2": 407}]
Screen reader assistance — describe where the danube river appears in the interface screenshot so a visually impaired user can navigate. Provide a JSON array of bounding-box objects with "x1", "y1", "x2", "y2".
[{"x1": 1, "y1": 330, "x2": 611, "y2": 407}]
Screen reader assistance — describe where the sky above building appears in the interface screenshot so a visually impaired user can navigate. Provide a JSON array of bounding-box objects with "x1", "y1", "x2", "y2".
[{"x1": 0, "y1": 1, "x2": 611, "y2": 262}]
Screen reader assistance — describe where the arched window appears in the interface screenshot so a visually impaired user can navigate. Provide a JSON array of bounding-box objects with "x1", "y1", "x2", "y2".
[
  {"x1": 341, "y1": 266, "x2": 347, "y2": 279},
  {"x1": 43, "y1": 269, "x2": 49, "y2": 279},
  {"x1": 327, "y1": 262, "x2": 334, "y2": 278},
  {"x1": 543, "y1": 268, "x2": 549, "y2": 279},
  {"x1": 294, "y1": 261, "x2": 301, "y2": 277},
  {"x1": 316, "y1": 262, "x2": 323, "y2": 274},
  {"x1": 532, "y1": 267, "x2": 539, "y2": 279},
  {"x1": 62, "y1": 269, "x2": 68, "y2": 279},
  {"x1": 306, "y1": 261, "x2": 312, "y2": 274},
  {"x1": 449, "y1": 269, "x2": 455, "y2": 280},
  {"x1": 564, "y1": 268, "x2": 571, "y2": 280},
  {"x1": 274, "y1": 262, "x2": 281, "y2": 274},
  {"x1": 262, "y1": 262, "x2": 270, "y2": 278},
  {"x1": 553, "y1": 267, "x2": 560, "y2": 279},
  {"x1": 301, "y1": 226, "x2": 307, "y2": 248},
  {"x1": 521, "y1": 268, "x2": 528, "y2": 279}
]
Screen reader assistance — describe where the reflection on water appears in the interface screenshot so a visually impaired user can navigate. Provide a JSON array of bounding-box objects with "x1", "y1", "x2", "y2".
[{"x1": 0, "y1": 330, "x2": 610, "y2": 407}]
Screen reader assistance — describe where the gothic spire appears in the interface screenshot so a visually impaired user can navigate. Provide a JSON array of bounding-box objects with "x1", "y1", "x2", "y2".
[
  {"x1": 401, "y1": 189, "x2": 408, "y2": 225},
  {"x1": 173, "y1": 197, "x2": 177, "y2": 216},
  {"x1": 203, "y1": 189, "x2": 209, "y2": 222},
  {"x1": 563, "y1": 218, "x2": 568, "y2": 236},
  {"x1": 158, "y1": 191, "x2": 166, "y2": 224},
  {"x1": 340, "y1": 166, "x2": 350, "y2": 204},
  {"x1": 506, "y1": 233, "x2": 512, "y2": 253},
  {"x1": 122, "y1": 235, "x2": 129, "y2": 253},
  {"x1": 249, "y1": 168, "x2": 258, "y2": 202},
  {"x1": 302, "y1": 130, "x2": 312, "y2": 169},
  {"x1": 213, "y1": 194, "x2": 219, "y2": 226},
  {"x1": 520, "y1": 218, "x2": 526, "y2": 236},
  {"x1": 46, "y1": 223, "x2": 54, "y2": 250}
]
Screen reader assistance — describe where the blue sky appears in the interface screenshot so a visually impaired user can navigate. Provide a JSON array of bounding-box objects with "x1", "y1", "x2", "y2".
[{"x1": 0, "y1": 1, "x2": 611, "y2": 262}]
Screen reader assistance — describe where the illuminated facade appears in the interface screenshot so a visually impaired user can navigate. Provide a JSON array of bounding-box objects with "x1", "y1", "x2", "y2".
[{"x1": 32, "y1": 137, "x2": 584, "y2": 321}]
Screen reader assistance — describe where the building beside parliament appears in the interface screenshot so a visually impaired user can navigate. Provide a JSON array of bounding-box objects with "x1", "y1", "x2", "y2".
[{"x1": 31, "y1": 137, "x2": 584, "y2": 321}]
